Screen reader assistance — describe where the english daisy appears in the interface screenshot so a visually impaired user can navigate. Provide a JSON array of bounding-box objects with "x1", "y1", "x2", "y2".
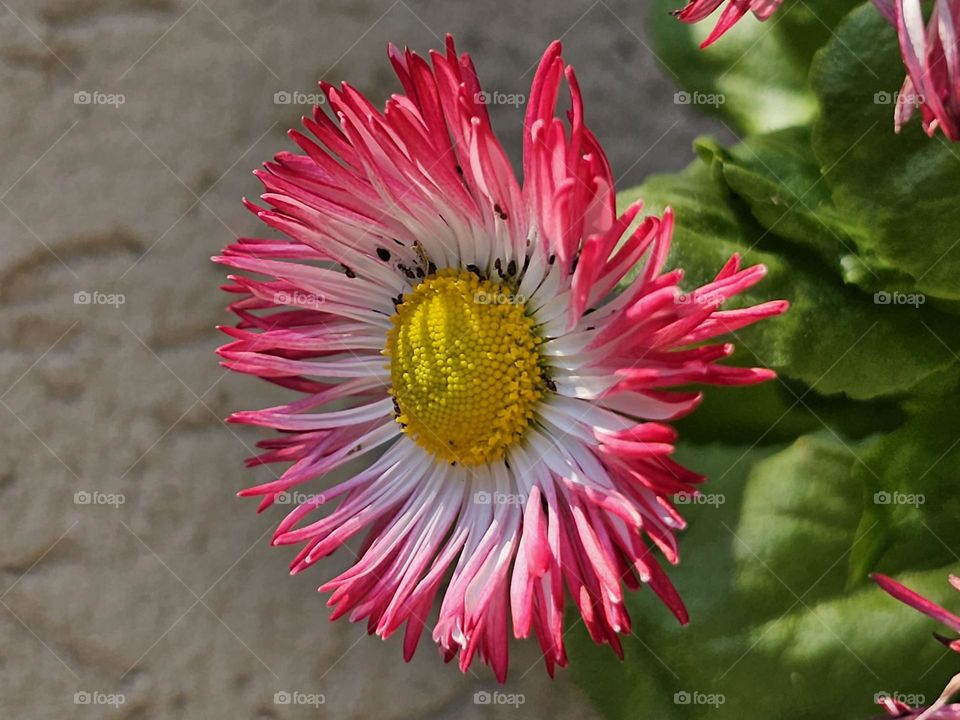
[
  {"x1": 872, "y1": 0, "x2": 960, "y2": 140},
  {"x1": 673, "y1": 0, "x2": 785, "y2": 47},
  {"x1": 215, "y1": 37, "x2": 786, "y2": 680},
  {"x1": 873, "y1": 573, "x2": 960, "y2": 719}
]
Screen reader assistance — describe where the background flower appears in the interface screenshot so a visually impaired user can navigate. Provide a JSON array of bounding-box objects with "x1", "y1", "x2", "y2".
[
  {"x1": 872, "y1": 0, "x2": 960, "y2": 140},
  {"x1": 673, "y1": 0, "x2": 785, "y2": 47}
]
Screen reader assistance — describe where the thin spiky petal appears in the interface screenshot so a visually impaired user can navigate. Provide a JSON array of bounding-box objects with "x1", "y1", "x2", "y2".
[{"x1": 674, "y1": 0, "x2": 785, "y2": 47}]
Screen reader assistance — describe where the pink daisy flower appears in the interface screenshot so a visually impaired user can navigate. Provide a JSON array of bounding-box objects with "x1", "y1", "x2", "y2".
[
  {"x1": 873, "y1": 573, "x2": 960, "y2": 718},
  {"x1": 215, "y1": 37, "x2": 786, "y2": 680},
  {"x1": 873, "y1": 0, "x2": 960, "y2": 140},
  {"x1": 673, "y1": 0, "x2": 785, "y2": 48}
]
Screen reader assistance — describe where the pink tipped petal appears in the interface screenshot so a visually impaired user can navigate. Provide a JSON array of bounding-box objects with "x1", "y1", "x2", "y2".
[
  {"x1": 873, "y1": 573, "x2": 960, "y2": 634},
  {"x1": 888, "y1": 0, "x2": 960, "y2": 140},
  {"x1": 675, "y1": 0, "x2": 786, "y2": 47}
]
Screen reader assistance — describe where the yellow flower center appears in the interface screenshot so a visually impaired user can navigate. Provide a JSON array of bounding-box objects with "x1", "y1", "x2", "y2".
[{"x1": 384, "y1": 268, "x2": 544, "y2": 466}]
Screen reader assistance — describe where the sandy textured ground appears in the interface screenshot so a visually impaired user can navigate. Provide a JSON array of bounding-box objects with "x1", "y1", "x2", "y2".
[{"x1": 0, "y1": 0, "x2": 724, "y2": 717}]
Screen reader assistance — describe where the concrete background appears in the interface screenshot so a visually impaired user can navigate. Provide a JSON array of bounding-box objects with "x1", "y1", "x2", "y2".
[{"x1": 0, "y1": 0, "x2": 725, "y2": 717}]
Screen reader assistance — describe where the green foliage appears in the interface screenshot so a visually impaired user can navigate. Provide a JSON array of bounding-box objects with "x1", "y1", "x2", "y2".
[
  {"x1": 851, "y1": 399, "x2": 960, "y2": 580},
  {"x1": 649, "y1": 0, "x2": 862, "y2": 134},
  {"x1": 574, "y1": 2, "x2": 960, "y2": 718},
  {"x1": 618, "y1": 160, "x2": 960, "y2": 401},
  {"x1": 572, "y1": 440, "x2": 958, "y2": 719},
  {"x1": 811, "y1": 5, "x2": 960, "y2": 301}
]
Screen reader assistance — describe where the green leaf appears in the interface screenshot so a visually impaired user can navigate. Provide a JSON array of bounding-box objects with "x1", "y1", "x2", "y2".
[
  {"x1": 673, "y1": 376, "x2": 904, "y2": 446},
  {"x1": 698, "y1": 128, "x2": 853, "y2": 262},
  {"x1": 572, "y1": 436, "x2": 959, "y2": 720},
  {"x1": 850, "y1": 396, "x2": 960, "y2": 581},
  {"x1": 649, "y1": 0, "x2": 862, "y2": 135},
  {"x1": 731, "y1": 434, "x2": 869, "y2": 612},
  {"x1": 693, "y1": 128, "x2": 920, "y2": 294},
  {"x1": 618, "y1": 160, "x2": 960, "y2": 400},
  {"x1": 811, "y1": 4, "x2": 960, "y2": 301}
]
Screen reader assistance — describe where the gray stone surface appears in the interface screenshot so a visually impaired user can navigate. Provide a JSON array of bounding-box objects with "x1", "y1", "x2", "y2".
[{"x1": 0, "y1": 0, "x2": 726, "y2": 717}]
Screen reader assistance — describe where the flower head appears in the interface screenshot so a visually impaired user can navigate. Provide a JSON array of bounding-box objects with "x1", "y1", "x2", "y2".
[
  {"x1": 673, "y1": 0, "x2": 785, "y2": 48},
  {"x1": 215, "y1": 37, "x2": 786, "y2": 680},
  {"x1": 873, "y1": 573, "x2": 960, "y2": 718},
  {"x1": 873, "y1": 0, "x2": 960, "y2": 140}
]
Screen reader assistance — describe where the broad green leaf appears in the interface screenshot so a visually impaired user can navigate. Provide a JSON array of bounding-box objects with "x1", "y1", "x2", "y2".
[
  {"x1": 618, "y1": 161, "x2": 960, "y2": 400},
  {"x1": 733, "y1": 434, "x2": 872, "y2": 611},
  {"x1": 850, "y1": 397, "x2": 960, "y2": 581},
  {"x1": 811, "y1": 4, "x2": 960, "y2": 300},
  {"x1": 674, "y1": 376, "x2": 904, "y2": 447},
  {"x1": 697, "y1": 129, "x2": 855, "y2": 264},
  {"x1": 572, "y1": 436, "x2": 959, "y2": 720},
  {"x1": 649, "y1": 0, "x2": 862, "y2": 135},
  {"x1": 693, "y1": 129, "x2": 920, "y2": 294}
]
